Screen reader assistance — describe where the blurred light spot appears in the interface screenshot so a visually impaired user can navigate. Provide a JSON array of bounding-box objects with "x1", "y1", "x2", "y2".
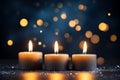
[
  {"x1": 44, "y1": 22, "x2": 49, "y2": 27},
  {"x1": 59, "y1": 45, "x2": 64, "y2": 51},
  {"x1": 7, "y1": 40, "x2": 13, "y2": 46},
  {"x1": 53, "y1": 16, "x2": 58, "y2": 22},
  {"x1": 40, "y1": 30, "x2": 43, "y2": 33},
  {"x1": 74, "y1": 19, "x2": 79, "y2": 25},
  {"x1": 54, "y1": 8, "x2": 59, "y2": 13},
  {"x1": 110, "y1": 34, "x2": 117, "y2": 42},
  {"x1": 75, "y1": 25, "x2": 81, "y2": 31},
  {"x1": 37, "y1": 19, "x2": 43, "y2": 26},
  {"x1": 97, "y1": 57, "x2": 105, "y2": 65},
  {"x1": 91, "y1": 34, "x2": 100, "y2": 44},
  {"x1": 55, "y1": 31, "x2": 59, "y2": 36},
  {"x1": 61, "y1": 13, "x2": 67, "y2": 19},
  {"x1": 85, "y1": 31, "x2": 93, "y2": 38},
  {"x1": 43, "y1": 44, "x2": 46, "y2": 48},
  {"x1": 79, "y1": 40, "x2": 84, "y2": 49},
  {"x1": 33, "y1": 37, "x2": 37, "y2": 41},
  {"x1": 78, "y1": 4, "x2": 87, "y2": 11},
  {"x1": 48, "y1": 73, "x2": 65, "y2": 80},
  {"x1": 64, "y1": 33, "x2": 70, "y2": 38},
  {"x1": 33, "y1": 24, "x2": 37, "y2": 28},
  {"x1": 20, "y1": 18, "x2": 28, "y2": 27},
  {"x1": 69, "y1": 20, "x2": 76, "y2": 28},
  {"x1": 108, "y1": 12, "x2": 111, "y2": 16},
  {"x1": 57, "y1": 2, "x2": 63, "y2": 8},
  {"x1": 98, "y1": 22, "x2": 109, "y2": 32},
  {"x1": 38, "y1": 41, "x2": 42, "y2": 46},
  {"x1": 36, "y1": 2, "x2": 40, "y2": 7}
]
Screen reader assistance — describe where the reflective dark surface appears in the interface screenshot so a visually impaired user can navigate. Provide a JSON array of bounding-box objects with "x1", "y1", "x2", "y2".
[{"x1": 0, "y1": 64, "x2": 120, "y2": 80}]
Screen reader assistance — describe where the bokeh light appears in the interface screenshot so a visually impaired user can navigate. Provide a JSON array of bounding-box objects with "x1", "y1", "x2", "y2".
[
  {"x1": 54, "y1": 8, "x2": 59, "y2": 13},
  {"x1": 85, "y1": 31, "x2": 93, "y2": 38},
  {"x1": 74, "y1": 19, "x2": 79, "y2": 25},
  {"x1": 110, "y1": 34, "x2": 117, "y2": 42},
  {"x1": 53, "y1": 16, "x2": 58, "y2": 22},
  {"x1": 97, "y1": 57, "x2": 105, "y2": 65},
  {"x1": 42, "y1": 44, "x2": 46, "y2": 48},
  {"x1": 57, "y1": 2, "x2": 63, "y2": 8},
  {"x1": 78, "y1": 4, "x2": 87, "y2": 11},
  {"x1": 75, "y1": 25, "x2": 81, "y2": 31},
  {"x1": 91, "y1": 34, "x2": 100, "y2": 44},
  {"x1": 39, "y1": 30, "x2": 43, "y2": 33},
  {"x1": 7, "y1": 40, "x2": 13, "y2": 46},
  {"x1": 61, "y1": 13, "x2": 67, "y2": 19},
  {"x1": 68, "y1": 20, "x2": 76, "y2": 28},
  {"x1": 98, "y1": 22, "x2": 109, "y2": 32},
  {"x1": 38, "y1": 41, "x2": 42, "y2": 46},
  {"x1": 108, "y1": 12, "x2": 111, "y2": 16},
  {"x1": 79, "y1": 40, "x2": 88, "y2": 50},
  {"x1": 55, "y1": 31, "x2": 59, "y2": 36},
  {"x1": 20, "y1": 18, "x2": 28, "y2": 27},
  {"x1": 59, "y1": 45, "x2": 64, "y2": 51},
  {"x1": 64, "y1": 33, "x2": 70, "y2": 38},
  {"x1": 36, "y1": 19, "x2": 43, "y2": 26},
  {"x1": 33, "y1": 24, "x2": 37, "y2": 28},
  {"x1": 44, "y1": 22, "x2": 49, "y2": 27}
]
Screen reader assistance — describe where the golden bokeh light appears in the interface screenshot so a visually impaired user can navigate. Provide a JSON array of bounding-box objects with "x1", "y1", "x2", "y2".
[
  {"x1": 75, "y1": 25, "x2": 81, "y2": 31},
  {"x1": 108, "y1": 12, "x2": 111, "y2": 16},
  {"x1": 98, "y1": 22, "x2": 109, "y2": 32},
  {"x1": 53, "y1": 16, "x2": 58, "y2": 22},
  {"x1": 61, "y1": 13, "x2": 67, "y2": 19},
  {"x1": 37, "y1": 19, "x2": 43, "y2": 26},
  {"x1": 74, "y1": 19, "x2": 79, "y2": 25},
  {"x1": 38, "y1": 41, "x2": 42, "y2": 46},
  {"x1": 110, "y1": 34, "x2": 117, "y2": 42},
  {"x1": 97, "y1": 57, "x2": 105, "y2": 65},
  {"x1": 59, "y1": 45, "x2": 64, "y2": 51},
  {"x1": 64, "y1": 33, "x2": 70, "y2": 38},
  {"x1": 85, "y1": 31, "x2": 93, "y2": 38},
  {"x1": 20, "y1": 18, "x2": 28, "y2": 27},
  {"x1": 79, "y1": 40, "x2": 88, "y2": 50},
  {"x1": 7, "y1": 40, "x2": 13, "y2": 46},
  {"x1": 78, "y1": 4, "x2": 87, "y2": 11},
  {"x1": 91, "y1": 34, "x2": 100, "y2": 44},
  {"x1": 57, "y1": 2, "x2": 63, "y2": 8},
  {"x1": 69, "y1": 20, "x2": 76, "y2": 28}
]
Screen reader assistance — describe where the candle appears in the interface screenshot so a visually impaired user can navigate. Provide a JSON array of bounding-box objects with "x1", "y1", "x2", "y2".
[
  {"x1": 44, "y1": 41, "x2": 69, "y2": 71},
  {"x1": 72, "y1": 41, "x2": 96, "y2": 71},
  {"x1": 18, "y1": 40, "x2": 43, "y2": 70}
]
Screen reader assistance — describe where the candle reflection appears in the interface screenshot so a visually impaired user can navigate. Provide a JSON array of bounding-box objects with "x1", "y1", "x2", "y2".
[
  {"x1": 74, "y1": 72, "x2": 95, "y2": 80},
  {"x1": 47, "y1": 73, "x2": 65, "y2": 80},
  {"x1": 19, "y1": 72, "x2": 40, "y2": 80}
]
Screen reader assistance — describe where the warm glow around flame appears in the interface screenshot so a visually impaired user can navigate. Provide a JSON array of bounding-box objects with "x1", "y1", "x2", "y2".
[
  {"x1": 83, "y1": 41, "x2": 87, "y2": 54},
  {"x1": 28, "y1": 40, "x2": 33, "y2": 52},
  {"x1": 54, "y1": 40, "x2": 59, "y2": 53}
]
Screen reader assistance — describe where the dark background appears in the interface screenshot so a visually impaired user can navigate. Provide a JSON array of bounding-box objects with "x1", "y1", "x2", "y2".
[{"x1": 0, "y1": 0, "x2": 120, "y2": 65}]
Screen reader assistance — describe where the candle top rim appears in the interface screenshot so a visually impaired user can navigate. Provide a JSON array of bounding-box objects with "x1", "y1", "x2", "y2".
[
  {"x1": 19, "y1": 51, "x2": 42, "y2": 53},
  {"x1": 45, "y1": 54, "x2": 68, "y2": 56},
  {"x1": 72, "y1": 54, "x2": 96, "y2": 56}
]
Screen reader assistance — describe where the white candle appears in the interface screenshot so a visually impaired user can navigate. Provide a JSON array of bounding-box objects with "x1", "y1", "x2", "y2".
[
  {"x1": 44, "y1": 41, "x2": 69, "y2": 71},
  {"x1": 18, "y1": 40, "x2": 43, "y2": 70},
  {"x1": 72, "y1": 41, "x2": 96, "y2": 71}
]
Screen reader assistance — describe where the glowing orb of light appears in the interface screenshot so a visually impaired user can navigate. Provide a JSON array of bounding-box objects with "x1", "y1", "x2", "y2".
[
  {"x1": 110, "y1": 34, "x2": 117, "y2": 42},
  {"x1": 108, "y1": 12, "x2": 111, "y2": 16},
  {"x1": 91, "y1": 34, "x2": 100, "y2": 44},
  {"x1": 7, "y1": 40, "x2": 13, "y2": 46},
  {"x1": 98, "y1": 22, "x2": 109, "y2": 32},
  {"x1": 97, "y1": 57, "x2": 105, "y2": 65},
  {"x1": 69, "y1": 20, "x2": 76, "y2": 28},
  {"x1": 38, "y1": 41, "x2": 42, "y2": 46},
  {"x1": 85, "y1": 31, "x2": 93, "y2": 38},
  {"x1": 37, "y1": 19, "x2": 43, "y2": 26},
  {"x1": 75, "y1": 25, "x2": 81, "y2": 31},
  {"x1": 61, "y1": 13, "x2": 67, "y2": 19},
  {"x1": 53, "y1": 16, "x2": 58, "y2": 22},
  {"x1": 20, "y1": 18, "x2": 28, "y2": 27}
]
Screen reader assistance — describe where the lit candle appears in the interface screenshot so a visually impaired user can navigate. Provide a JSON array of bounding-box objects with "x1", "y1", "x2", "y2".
[
  {"x1": 44, "y1": 41, "x2": 69, "y2": 71},
  {"x1": 18, "y1": 40, "x2": 43, "y2": 70},
  {"x1": 72, "y1": 41, "x2": 96, "y2": 71}
]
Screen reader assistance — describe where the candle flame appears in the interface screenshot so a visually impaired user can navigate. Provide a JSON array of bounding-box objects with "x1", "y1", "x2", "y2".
[
  {"x1": 28, "y1": 40, "x2": 33, "y2": 52},
  {"x1": 83, "y1": 41, "x2": 87, "y2": 54},
  {"x1": 54, "y1": 40, "x2": 59, "y2": 53}
]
